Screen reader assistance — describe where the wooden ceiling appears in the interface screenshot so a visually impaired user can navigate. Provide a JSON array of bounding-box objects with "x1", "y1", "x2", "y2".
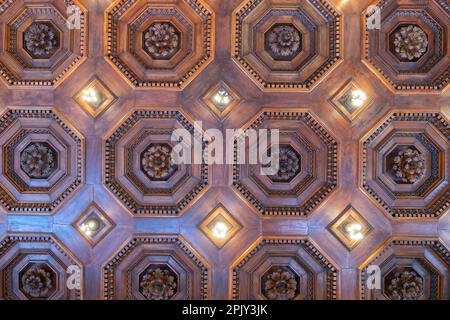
[{"x1": 0, "y1": 0, "x2": 449, "y2": 300}]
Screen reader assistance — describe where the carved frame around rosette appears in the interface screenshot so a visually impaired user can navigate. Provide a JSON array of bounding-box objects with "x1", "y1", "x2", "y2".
[
  {"x1": 0, "y1": 0, "x2": 88, "y2": 87},
  {"x1": 230, "y1": 237, "x2": 339, "y2": 300},
  {"x1": 102, "y1": 235, "x2": 210, "y2": 300},
  {"x1": 232, "y1": 0, "x2": 343, "y2": 92},
  {"x1": 104, "y1": 0, "x2": 215, "y2": 89},
  {"x1": 0, "y1": 233, "x2": 83, "y2": 300},
  {"x1": 362, "y1": 0, "x2": 449, "y2": 92},
  {"x1": 232, "y1": 109, "x2": 338, "y2": 216},
  {"x1": 359, "y1": 110, "x2": 450, "y2": 218},
  {"x1": 103, "y1": 107, "x2": 210, "y2": 216},
  {"x1": 359, "y1": 238, "x2": 450, "y2": 300},
  {"x1": 0, "y1": 107, "x2": 85, "y2": 214}
]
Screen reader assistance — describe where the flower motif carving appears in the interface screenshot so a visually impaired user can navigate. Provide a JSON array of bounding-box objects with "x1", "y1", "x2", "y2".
[
  {"x1": 393, "y1": 25, "x2": 428, "y2": 61},
  {"x1": 143, "y1": 22, "x2": 180, "y2": 59},
  {"x1": 386, "y1": 269, "x2": 424, "y2": 300},
  {"x1": 392, "y1": 148, "x2": 425, "y2": 184},
  {"x1": 24, "y1": 22, "x2": 59, "y2": 58},
  {"x1": 141, "y1": 144, "x2": 177, "y2": 181},
  {"x1": 20, "y1": 142, "x2": 57, "y2": 179},
  {"x1": 263, "y1": 267, "x2": 298, "y2": 300},
  {"x1": 266, "y1": 24, "x2": 301, "y2": 60},
  {"x1": 139, "y1": 267, "x2": 177, "y2": 300},
  {"x1": 269, "y1": 145, "x2": 301, "y2": 183},
  {"x1": 21, "y1": 266, "x2": 54, "y2": 299}
]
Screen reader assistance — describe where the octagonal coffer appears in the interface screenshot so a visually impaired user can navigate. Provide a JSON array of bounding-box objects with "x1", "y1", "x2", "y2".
[
  {"x1": 231, "y1": 238, "x2": 338, "y2": 300},
  {"x1": 363, "y1": 0, "x2": 449, "y2": 92},
  {"x1": 360, "y1": 239, "x2": 450, "y2": 300},
  {"x1": 19, "y1": 263, "x2": 57, "y2": 300},
  {"x1": 103, "y1": 235, "x2": 209, "y2": 300},
  {"x1": 360, "y1": 111, "x2": 449, "y2": 218},
  {"x1": 105, "y1": 0, "x2": 214, "y2": 89},
  {"x1": 103, "y1": 108, "x2": 209, "y2": 216},
  {"x1": 0, "y1": 108, "x2": 85, "y2": 214},
  {"x1": 0, "y1": 234, "x2": 83, "y2": 300},
  {"x1": 233, "y1": 110, "x2": 338, "y2": 216},
  {"x1": 232, "y1": 0, "x2": 342, "y2": 91},
  {"x1": 0, "y1": 0, "x2": 88, "y2": 87}
]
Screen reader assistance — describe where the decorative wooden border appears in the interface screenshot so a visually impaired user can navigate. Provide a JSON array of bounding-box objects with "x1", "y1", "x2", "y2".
[
  {"x1": 362, "y1": 0, "x2": 450, "y2": 93},
  {"x1": 359, "y1": 238, "x2": 450, "y2": 300},
  {"x1": 0, "y1": 233, "x2": 83, "y2": 300},
  {"x1": 102, "y1": 235, "x2": 209, "y2": 300},
  {"x1": 0, "y1": 0, "x2": 88, "y2": 88},
  {"x1": 359, "y1": 111, "x2": 450, "y2": 218},
  {"x1": 230, "y1": 237, "x2": 339, "y2": 300},
  {"x1": 103, "y1": 108, "x2": 209, "y2": 216},
  {"x1": 232, "y1": 110, "x2": 338, "y2": 216},
  {"x1": 231, "y1": 0, "x2": 343, "y2": 91},
  {"x1": 0, "y1": 107, "x2": 85, "y2": 214},
  {"x1": 105, "y1": 0, "x2": 215, "y2": 89}
]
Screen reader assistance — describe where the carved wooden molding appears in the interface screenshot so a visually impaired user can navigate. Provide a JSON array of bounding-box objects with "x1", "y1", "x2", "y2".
[
  {"x1": 102, "y1": 235, "x2": 209, "y2": 300},
  {"x1": 231, "y1": 237, "x2": 339, "y2": 300}
]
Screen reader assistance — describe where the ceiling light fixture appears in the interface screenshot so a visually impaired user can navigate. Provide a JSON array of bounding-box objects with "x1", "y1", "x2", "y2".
[
  {"x1": 81, "y1": 87, "x2": 100, "y2": 104},
  {"x1": 344, "y1": 222, "x2": 364, "y2": 241},
  {"x1": 350, "y1": 89, "x2": 368, "y2": 108},
  {"x1": 80, "y1": 218, "x2": 100, "y2": 236},
  {"x1": 211, "y1": 221, "x2": 229, "y2": 239}
]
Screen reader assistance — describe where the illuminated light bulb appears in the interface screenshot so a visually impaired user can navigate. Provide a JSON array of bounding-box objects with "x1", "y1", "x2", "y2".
[
  {"x1": 213, "y1": 88, "x2": 231, "y2": 107},
  {"x1": 80, "y1": 218, "x2": 100, "y2": 236},
  {"x1": 345, "y1": 223, "x2": 364, "y2": 241},
  {"x1": 211, "y1": 221, "x2": 229, "y2": 239},
  {"x1": 350, "y1": 89, "x2": 368, "y2": 108},
  {"x1": 87, "y1": 219, "x2": 99, "y2": 231},
  {"x1": 82, "y1": 87, "x2": 100, "y2": 104}
]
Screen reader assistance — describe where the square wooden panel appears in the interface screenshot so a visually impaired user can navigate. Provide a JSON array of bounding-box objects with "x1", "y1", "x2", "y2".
[
  {"x1": 73, "y1": 203, "x2": 115, "y2": 247},
  {"x1": 201, "y1": 81, "x2": 241, "y2": 120},
  {"x1": 330, "y1": 80, "x2": 373, "y2": 122},
  {"x1": 199, "y1": 205, "x2": 242, "y2": 248},
  {"x1": 328, "y1": 205, "x2": 372, "y2": 251},
  {"x1": 73, "y1": 77, "x2": 117, "y2": 118}
]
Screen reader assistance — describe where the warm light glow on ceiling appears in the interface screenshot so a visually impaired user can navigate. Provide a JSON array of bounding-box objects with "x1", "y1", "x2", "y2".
[
  {"x1": 80, "y1": 218, "x2": 100, "y2": 236},
  {"x1": 82, "y1": 87, "x2": 100, "y2": 104},
  {"x1": 212, "y1": 88, "x2": 232, "y2": 107},
  {"x1": 345, "y1": 222, "x2": 364, "y2": 241},
  {"x1": 211, "y1": 221, "x2": 229, "y2": 239},
  {"x1": 350, "y1": 89, "x2": 368, "y2": 108}
]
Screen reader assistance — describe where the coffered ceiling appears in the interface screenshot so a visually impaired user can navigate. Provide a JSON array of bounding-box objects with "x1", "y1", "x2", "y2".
[{"x1": 0, "y1": 0, "x2": 449, "y2": 300}]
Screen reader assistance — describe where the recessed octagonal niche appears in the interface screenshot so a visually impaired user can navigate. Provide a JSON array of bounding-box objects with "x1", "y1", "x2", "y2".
[
  {"x1": 231, "y1": 238, "x2": 338, "y2": 300},
  {"x1": 360, "y1": 239, "x2": 450, "y2": 300},
  {"x1": 0, "y1": 107, "x2": 85, "y2": 214},
  {"x1": 360, "y1": 111, "x2": 450, "y2": 218},
  {"x1": 103, "y1": 235, "x2": 209, "y2": 300},
  {"x1": 233, "y1": 110, "x2": 338, "y2": 216},
  {"x1": 232, "y1": 0, "x2": 342, "y2": 91},
  {"x1": 0, "y1": 234, "x2": 83, "y2": 300},
  {"x1": 105, "y1": 0, "x2": 214, "y2": 89},
  {"x1": 0, "y1": 0, "x2": 87, "y2": 87},
  {"x1": 103, "y1": 108, "x2": 209, "y2": 216},
  {"x1": 363, "y1": 0, "x2": 449, "y2": 92}
]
